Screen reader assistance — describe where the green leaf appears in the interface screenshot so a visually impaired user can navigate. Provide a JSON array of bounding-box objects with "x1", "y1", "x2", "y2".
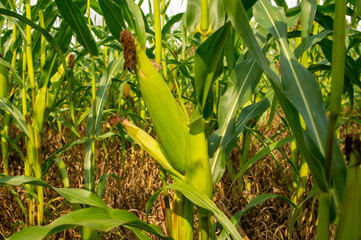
[
  {"x1": 125, "y1": 0, "x2": 146, "y2": 48},
  {"x1": 8, "y1": 207, "x2": 171, "y2": 240},
  {"x1": 145, "y1": 189, "x2": 163, "y2": 222},
  {"x1": 55, "y1": 188, "x2": 109, "y2": 208},
  {"x1": 96, "y1": 173, "x2": 121, "y2": 198},
  {"x1": 94, "y1": 58, "x2": 123, "y2": 136},
  {"x1": 0, "y1": 55, "x2": 22, "y2": 87},
  {"x1": 167, "y1": 183, "x2": 243, "y2": 240},
  {"x1": 99, "y1": 0, "x2": 126, "y2": 40},
  {"x1": 54, "y1": 158, "x2": 69, "y2": 188},
  {"x1": 0, "y1": 175, "x2": 109, "y2": 208},
  {"x1": 301, "y1": 0, "x2": 317, "y2": 50},
  {"x1": 162, "y1": 12, "x2": 183, "y2": 38},
  {"x1": 225, "y1": 0, "x2": 345, "y2": 201},
  {"x1": 0, "y1": 97, "x2": 29, "y2": 138},
  {"x1": 49, "y1": 112, "x2": 81, "y2": 138},
  {"x1": 294, "y1": 30, "x2": 332, "y2": 59},
  {"x1": 0, "y1": 175, "x2": 51, "y2": 188},
  {"x1": 55, "y1": 0, "x2": 99, "y2": 56},
  {"x1": 219, "y1": 194, "x2": 295, "y2": 240},
  {"x1": 235, "y1": 91, "x2": 273, "y2": 140},
  {"x1": 194, "y1": 22, "x2": 230, "y2": 117},
  {"x1": 208, "y1": 57, "x2": 264, "y2": 184},
  {"x1": 253, "y1": 0, "x2": 346, "y2": 200},
  {"x1": 0, "y1": 8, "x2": 68, "y2": 77},
  {"x1": 231, "y1": 135, "x2": 295, "y2": 189},
  {"x1": 84, "y1": 138, "x2": 94, "y2": 192},
  {"x1": 0, "y1": 133, "x2": 26, "y2": 162}
]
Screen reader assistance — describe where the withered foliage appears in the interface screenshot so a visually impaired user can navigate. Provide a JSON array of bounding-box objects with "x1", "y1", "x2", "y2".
[{"x1": 120, "y1": 30, "x2": 136, "y2": 73}]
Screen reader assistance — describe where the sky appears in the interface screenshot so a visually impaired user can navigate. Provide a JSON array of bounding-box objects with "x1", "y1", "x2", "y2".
[{"x1": 141, "y1": 0, "x2": 300, "y2": 16}]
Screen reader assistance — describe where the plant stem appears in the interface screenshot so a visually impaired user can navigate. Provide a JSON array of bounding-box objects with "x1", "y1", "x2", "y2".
[
  {"x1": 198, "y1": 213, "x2": 211, "y2": 240},
  {"x1": 90, "y1": 56, "x2": 97, "y2": 192},
  {"x1": 154, "y1": 0, "x2": 162, "y2": 64},
  {"x1": 160, "y1": 168, "x2": 172, "y2": 236},
  {"x1": 1, "y1": 113, "x2": 11, "y2": 175},
  {"x1": 25, "y1": 0, "x2": 35, "y2": 107},
  {"x1": 172, "y1": 191, "x2": 194, "y2": 240},
  {"x1": 39, "y1": 10, "x2": 45, "y2": 69},
  {"x1": 317, "y1": 193, "x2": 330, "y2": 240},
  {"x1": 324, "y1": 0, "x2": 346, "y2": 185},
  {"x1": 200, "y1": 0, "x2": 209, "y2": 41}
]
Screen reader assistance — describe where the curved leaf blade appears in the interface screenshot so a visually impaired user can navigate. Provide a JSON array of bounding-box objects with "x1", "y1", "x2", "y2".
[
  {"x1": 55, "y1": 0, "x2": 99, "y2": 56},
  {"x1": 167, "y1": 183, "x2": 243, "y2": 240},
  {"x1": 99, "y1": 0, "x2": 126, "y2": 40},
  {"x1": 0, "y1": 97, "x2": 29, "y2": 138},
  {"x1": 8, "y1": 207, "x2": 171, "y2": 240}
]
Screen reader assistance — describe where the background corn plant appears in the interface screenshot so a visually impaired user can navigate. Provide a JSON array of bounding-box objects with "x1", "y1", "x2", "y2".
[{"x1": 0, "y1": 0, "x2": 360, "y2": 239}]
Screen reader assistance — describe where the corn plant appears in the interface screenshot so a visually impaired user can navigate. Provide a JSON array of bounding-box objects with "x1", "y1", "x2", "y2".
[{"x1": 0, "y1": 0, "x2": 361, "y2": 239}]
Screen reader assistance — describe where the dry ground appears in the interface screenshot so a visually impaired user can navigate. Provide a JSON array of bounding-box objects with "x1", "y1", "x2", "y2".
[{"x1": 1, "y1": 110, "x2": 360, "y2": 239}]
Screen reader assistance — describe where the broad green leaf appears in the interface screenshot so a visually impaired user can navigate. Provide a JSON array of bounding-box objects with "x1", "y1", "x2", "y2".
[
  {"x1": 54, "y1": 158, "x2": 69, "y2": 188},
  {"x1": 0, "y1": 133, "x2": 26, "y2": 162},
  {"x1": 162, "y1": 13, "x2": 183, "y2": 38},
  {"x1": 128, "y1": 226, "x2": 152, "y2": 240},
  {"x1": 84, "y1": 138, "x2": 94, "y2": 192},
  {"x1": 0, "y1": 175, "x2": 109, "y2": 208},
  {"x1": 8, "y1": 207, "x2": 171, "y2": 240},
  {"x1": 235, "y1": 91, "x2": 273, "y2": 140},
  {"x1": 274, "y1": 0, "x2": 289, "y2": 10},
  {"x1": 294, "y1": 30, "x2": 332, "y2": 59},
  {"x1": 167, "y1": 183, "x2": 243, "y2": 240},
  {"x1": 145, "y1": 189, "x2": 163, "y2": 222},
  {"x1": 0, "y1": 55, "x2": 22, "y2": 87},
  {"x1": 55, "y1": 188, "x2": 109, "y2": 208},
  {"x1": 224, "y1": 0, "x2": 280, "y2": 84},
  {"x1": 301, "y1": 0, "x2": 317, "y2": 50},
  {"x1": 194, "y1": 22, "x2": 230, "y2": 118},
  {"x1": 55, "y1": 0, "x2": 99, "y2": 56},
  {"x1": 208, "y1": 57, "x2": 263, "y2": 184},
  {"x1": 0, "y1": 97, "x2": 29, "y2": 138},
  {"x1": 253, "y1": 0, "x2": 346, "y2": 200},
  {"x1": 318, "y1": 38, "x2": 361, "y2": 89},
  {"x1": 0, "y1": 3, "x2": 26, "y2": 40},
  {"x1": 0, "y1": 8, "x2": 68, "y2": 77},
  {"x1": 224, "y1": 0, "x2": 331, "y2": 195},
  {"x1": 94, "y1": 58, "x2": 123, "y2": 136},
  {"x1": 99, "y1": 0, "x2": 126, "y2": 40},
  {"x1": 0, "y1": 175, "x2": 51, "y2": 188},
  {"x1": 90, "y1": 0, "x2": 103, "y2": 15},
  {"x1": 125, "y1": 0, "x2": 146, "y2": 48}
]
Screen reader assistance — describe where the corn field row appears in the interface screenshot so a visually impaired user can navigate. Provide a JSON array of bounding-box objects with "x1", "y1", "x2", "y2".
[{"x1": 0, "y1": 0, "x2": 361, "y2": 239}]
